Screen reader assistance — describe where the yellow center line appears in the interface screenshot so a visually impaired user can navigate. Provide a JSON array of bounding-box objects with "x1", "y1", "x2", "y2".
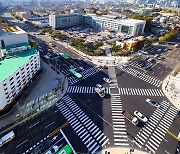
[
  {"x1": 49, "y1": 122, "x2": 68, "y2": 137},
  {"x1": 167, "y1": 130, "x2": 180, "y2": 141}
]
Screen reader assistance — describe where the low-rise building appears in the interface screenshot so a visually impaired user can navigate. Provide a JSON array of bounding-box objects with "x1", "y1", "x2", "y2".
[{"x1": 0, "y1": 26, "x2": 28, "y2": 48}]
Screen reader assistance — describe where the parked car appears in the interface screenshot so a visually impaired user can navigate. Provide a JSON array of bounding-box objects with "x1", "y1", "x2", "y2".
[
  {"x1": 103, "y1": 77, "x2": 112, "y2": 84},
  {"x1": 134, "y1": 111, "x2": 148, "y2": 123},
  {"x1": 146, "y1": 98, "x2": 161, "y2": 109}
]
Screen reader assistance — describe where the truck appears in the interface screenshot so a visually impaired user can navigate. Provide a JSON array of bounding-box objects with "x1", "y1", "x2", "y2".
[
  {"x1": 95, "y1": 84, "x2": 105, "y2": 98},
  {"x1": 0, "y1": 131, "x2": 15, "y2": 147},
  {"x1": 122, "y1": 110, "x2": 139, "y2": 126}
]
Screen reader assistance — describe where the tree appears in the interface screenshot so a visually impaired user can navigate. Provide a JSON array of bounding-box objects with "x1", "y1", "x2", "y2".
[{"x1": 29, "y1": 40, "x2": 37, "y2": 48}]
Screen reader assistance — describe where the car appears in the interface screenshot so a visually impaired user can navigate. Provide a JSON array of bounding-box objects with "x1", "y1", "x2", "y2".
[
  {"x1": 96, "y1": 84, "x2": 103, "y2": 89},
  {"x1": 122, "y1": 64, "x2": 128, "y2": 68},
  {"x1": 45, "y1": 145, "x2": 59, "y2": 154},
  {"x1": 103, "y1": 77, "x2": 112, "y2": 83},
  {"x1": 157, "y1": 55, "x2": 163, "y2": 60},
  {"x1": 147, "y1": 58, "x2": 155, "y2": 63},
  {"x1": 143, "y1": 65, "x2": 152, "y2": 70},
  {"x1": 154, "y1": 54, "x2": 159, "y2": 58},
  {"x1": 146, "y1": 98, "x2": 161, "y2": 109},
  {"x1": 157, "y1": 49, "x2": 162, "y2": 52},
  {"x1": 134, "y1": 111, "x2": 148, "y2": 123}
]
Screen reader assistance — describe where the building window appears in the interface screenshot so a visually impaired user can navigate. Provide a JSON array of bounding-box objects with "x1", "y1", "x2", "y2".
[
  {"x1": 11, "y1": 85, "x2": 15, "y2": 89},
  {"x1": 10, "y1": 77, "x2": 13, "y2": 81}
]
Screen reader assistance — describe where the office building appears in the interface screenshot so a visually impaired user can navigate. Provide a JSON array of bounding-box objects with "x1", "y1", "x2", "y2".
[
  {"x1": 0, "y1": 26, "x2": 28, "y2": 48},
  {"x1": 84, "y1": 14, "x2": 146, "y2": 36},
  {"x1": 49, "y1": 13, "x2": 83, "y2": 29}
]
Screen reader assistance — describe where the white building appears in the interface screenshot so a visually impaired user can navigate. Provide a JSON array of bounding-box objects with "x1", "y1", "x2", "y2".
[
  {"x1": 85, "y1": 14, "x2": 146, "y2": 36},
  {"x1": 49, "y1": 13, "x2": 83, "y2": 29},
  {"x1": 0, "y1": 26, "x2": 40, "y2": 110},
  {"x1": 0, "y1": 43, "x2": 40, "y2": 110},
  {"x1": 0, "y1": 26, "x2": 28, "y2": 48}
]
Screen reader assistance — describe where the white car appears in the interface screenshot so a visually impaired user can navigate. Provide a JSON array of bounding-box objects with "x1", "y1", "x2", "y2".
[
  {"x1": 134, "y1": 111, "x2": 148, "y2": 123},
  {"x1": 103, "y1": 77, "x2": 112, "y2": 83},
  {"x1": 45, "y1": 145, "x2": 59, "y2": 154},
  {"x1": 146, "y1": 98, "x2": 161, "y2": 109}
]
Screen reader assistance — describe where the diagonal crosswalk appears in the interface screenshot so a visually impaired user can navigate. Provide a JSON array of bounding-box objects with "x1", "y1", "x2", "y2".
[
  {"x1": 134, "y1": 101, "x2": 178, "y2": 153},
  {"x1": 68, "y1": 67, "x2": 102, "y2": 85},
  {"x1": 56, "y1": 95, "x2": 109, "y2": 153},
  {"x1": 118, "y1": 66, "x2": 162, "y2": 87}
]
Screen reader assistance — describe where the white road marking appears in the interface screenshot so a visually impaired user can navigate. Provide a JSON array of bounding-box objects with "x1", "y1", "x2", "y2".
[
  {"x1": 16, "y1": 139, "x2": 28, "y2": 148},
  {"x1": 165, "y1": 150, "x2": 170, "y2": 154},
  {"x1": 29, "y1": 121, "x2": 40, "y2": 129},
  {"x1": 60, "y1": 129, "x2": 77, "y2": 154},
  {"x1": 44, "y1": 121, "x2": 54, "y2": 129}
]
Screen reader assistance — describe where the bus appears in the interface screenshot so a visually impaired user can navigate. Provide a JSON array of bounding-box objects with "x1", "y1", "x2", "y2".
[
  {"x1": 69, "y1": 68, "x2": 82, "y2": 79},
  {"x1": 0, "y1": 131, "x2": 15, "y2": 147},
  {"x1": 60, "y1": 53, "x2": 70, "y2": 60},
  {"x1": 56, "y1": 144, "x2": 72, "y2": 154}
]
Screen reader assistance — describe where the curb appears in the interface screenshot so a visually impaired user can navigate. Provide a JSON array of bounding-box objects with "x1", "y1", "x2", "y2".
[{"x1": 162, "y1": 73, "x2": 180, "y2": 110}]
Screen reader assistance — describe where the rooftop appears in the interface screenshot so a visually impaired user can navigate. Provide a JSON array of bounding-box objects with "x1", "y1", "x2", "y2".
[
  {"x1": 0, "y1": 26, "x2": 26, "y2": 37},
  {"x1": 0, "y1": 45, "x2": 37, "y2": 82},
  {"x1": 88, "y1": 14, "x2": 146, "y2": 25}
]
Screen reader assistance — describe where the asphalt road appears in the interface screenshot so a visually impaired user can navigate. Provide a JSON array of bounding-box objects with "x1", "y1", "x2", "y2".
[{"x1": 1, "y1": 11, "x2": 180, "y2": 154}]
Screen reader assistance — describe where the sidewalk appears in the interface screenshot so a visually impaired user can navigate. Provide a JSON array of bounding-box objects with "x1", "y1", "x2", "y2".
[
  {"x1": 162, "y1": 72, "x2": 180, "y2": 110},
  {"x1": 96, "y1": 147, "x2": 147, "y2": 154},
  {"x1": 57, "y1": 41, "x2": 130, "y2": 66},
  {"x1": 0, "y1": 59, "x2": 68, "y2": 134}
]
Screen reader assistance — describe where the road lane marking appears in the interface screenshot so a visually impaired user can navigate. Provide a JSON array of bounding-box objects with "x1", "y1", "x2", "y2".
[
  {"x1": 29, "y1": 121, "x2": 40, "y2": 129},
  {"x1": 165, "y1": 150, "x2": 170, "y2": 154},
  {"x1": 60, "y1": 129, "x2": 77, "y2": 154},
  {"x1": 44, "y1": 121, "x2": 54, "y2": 129},
  {"x1": 49, "y1": 122, "x2": 68, "y2": 137},
  {"x1": 16, "y1": 139, "x2": 28, "y2": 148},
  {"x1": 167, "y1": 130, "x2": 180, "y2": 141}
]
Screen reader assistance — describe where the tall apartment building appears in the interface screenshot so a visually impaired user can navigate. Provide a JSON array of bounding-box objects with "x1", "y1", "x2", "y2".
[
  {"x1": 84, "y1": 14, "x2": 146, "y2": 36},
  {"x1": 0, "y1": 27, "x2": 40, "y2": 110},
  {"x1": 49, "y1": 13, "x2": 83, "y2": 29}
]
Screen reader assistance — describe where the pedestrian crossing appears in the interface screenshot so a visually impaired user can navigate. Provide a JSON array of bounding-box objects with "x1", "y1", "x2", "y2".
[
  {"x1": 56, "y1": 95, "x2": 109, "y2": 153},
  {"x1": 129, "y1": 61, "x2": 152, "y2": 70},
  {"x1": 106, "y1": 88, "x2": 164, "y2": 96},
  {"x1": 66, "y1": 86, "x2": 96, "y2": 94},
  {"x1": 111, "y1": 94, "x2": 129, "y2": 146},
  {"x1": 68, "y1": 67, "x2": 102, "y2": 85},
  {"x1": 118, "y1": 66, "x2": 162, "y2": 87},
  {"x1": 134, "y1": 101, "x2": 178, "y2": 153}
]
